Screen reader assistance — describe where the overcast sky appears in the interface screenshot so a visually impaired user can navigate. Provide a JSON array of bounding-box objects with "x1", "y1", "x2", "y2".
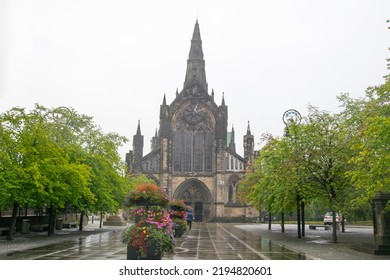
[{"x1": 1, "y1": 0, "x2": 389, "y2": 159}]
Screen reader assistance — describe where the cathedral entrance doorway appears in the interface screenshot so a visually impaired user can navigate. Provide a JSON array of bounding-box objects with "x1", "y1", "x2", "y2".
[
  {"x1": 173, "y1": 178, "x2": 212, "y2": 221},
  {"x1": 194, "y1": 202, "x2": 203, "y2": 222}
]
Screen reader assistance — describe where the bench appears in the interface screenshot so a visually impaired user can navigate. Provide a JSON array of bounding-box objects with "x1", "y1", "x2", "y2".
[
  {"x1": 0, "y1": 227, "x2": 17, "y2": 236},
  {"x1": 62, "y1": 222, "x2": 78, "y2": 229},
  {"x1": 0, "y1": 227, "x2": 9, "y2": 236},
  {"x1": 309, "y1": 224, "x2": 332, "y2": 230},
  {"x1": 30, "y1": 224, "x2": 49, "y2": 232}
]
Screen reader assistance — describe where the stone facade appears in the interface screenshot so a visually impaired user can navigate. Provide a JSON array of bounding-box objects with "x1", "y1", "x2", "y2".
[{"x1": 126, "y1": 20, "x2": 258, "y2": 222}]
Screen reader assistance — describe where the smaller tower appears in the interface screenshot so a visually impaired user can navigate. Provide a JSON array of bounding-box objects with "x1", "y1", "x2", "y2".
[
  {"x1": 151, "y1": 129, "x2": 160, "y2": 151},
  {"x1": 244, "y1": 121, "x2": 254, "y2": 172},
  {"x1": 159, "y1": 94, "x2": 171, "y2": 138},
  {"x1": 216, "y1": 93, "x2": 228, "y2": 142},
  {"x1": 132, "y1": 120, "x2": 144, "y2": 174},
  {"x1": 228, "y1": 125, "x2": 236, "y2": 152}
]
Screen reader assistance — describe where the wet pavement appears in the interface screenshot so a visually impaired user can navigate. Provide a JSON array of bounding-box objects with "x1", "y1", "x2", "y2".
[
  {"x1": 0, "y1": 222, "x2": 389, "y2": 260},
  {"x1": 173, "y1": 223, "x2": 307, "y2": 260}
]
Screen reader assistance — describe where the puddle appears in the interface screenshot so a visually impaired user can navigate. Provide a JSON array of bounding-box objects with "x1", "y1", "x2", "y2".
[{"x1": 308, "y1": 240, "x2": 331, "y2": 244}]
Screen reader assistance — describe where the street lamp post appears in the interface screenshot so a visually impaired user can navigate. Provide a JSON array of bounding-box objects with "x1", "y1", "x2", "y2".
[{"x1": 282, "y1": 109, "x2": 304, "y2": 239}]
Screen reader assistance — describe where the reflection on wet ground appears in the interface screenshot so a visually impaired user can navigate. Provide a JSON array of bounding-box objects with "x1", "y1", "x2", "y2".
[{"x1": 0, "y1": 223, "x2": 311, "y2": 260}]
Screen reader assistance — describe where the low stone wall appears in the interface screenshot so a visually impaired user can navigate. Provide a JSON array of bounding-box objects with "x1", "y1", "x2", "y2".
[{"x1": 209, "y1": 205, "x2": 259, "y2": 223}]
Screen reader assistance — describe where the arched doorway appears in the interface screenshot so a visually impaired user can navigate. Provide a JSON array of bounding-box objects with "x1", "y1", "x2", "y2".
[{"x1": 173, "y1": 179, "x2": 213, "y2": 221}]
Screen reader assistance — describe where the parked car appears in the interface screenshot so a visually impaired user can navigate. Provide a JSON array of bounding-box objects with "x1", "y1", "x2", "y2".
[{"x1": 323, "y1": 212, "x2": 341, "y2": 225}]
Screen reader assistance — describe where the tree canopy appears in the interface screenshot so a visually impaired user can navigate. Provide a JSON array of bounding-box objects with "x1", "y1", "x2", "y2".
[
  {"x1": 0, "y1": 104, "x2": 130, "y2": 239},
  {"x1": 239, "y1": 64, "x2": 390, "y2": 242}
]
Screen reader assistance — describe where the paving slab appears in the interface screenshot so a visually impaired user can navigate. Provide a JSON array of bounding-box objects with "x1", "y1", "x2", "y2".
[{"x1": 0, "y1": 222, "x2": 389, "y2": 260}]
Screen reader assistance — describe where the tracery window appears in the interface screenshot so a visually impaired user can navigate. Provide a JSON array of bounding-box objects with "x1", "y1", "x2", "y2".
[
  {"x1": 227, "y1": 174, "x2": 240, "y2": 204},
  {"x1": 183, "y1": 130, "x2": 192, "y2": 172},
  {"x1": 205, "y1": 131, "x2": 213, "y2": 172},
  {"x1": 173, "y1": 128, "x2": 213, "y2": 173},
  {"x1": 173, "y1": 132, "x2": 181, "y2": 171},
  {"x1": 194, "y1": 131, "x2": 203, "y2": 172}
]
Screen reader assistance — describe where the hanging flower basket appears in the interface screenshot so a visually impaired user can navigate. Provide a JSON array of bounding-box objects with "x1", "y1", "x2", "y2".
[
  {"x1": 169, "y1": 200, "x2": 187, "y2": 212},
  {"x1": 125, "y1": 184, "x2": 170, "y2": 208}
]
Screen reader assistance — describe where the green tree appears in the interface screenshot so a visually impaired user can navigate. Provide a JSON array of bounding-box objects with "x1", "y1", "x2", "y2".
[
  {"x1": 239, "y1": 134, "x2": 303, "y2": 233},
  {"x1": 297, "y1": 107, "x2": 355, "y2": 242},
  {"x1": 0, "y1": 105, "x2": 93, "y2": 239},
  {"x1": 46, "y1": 108, "x2": 129, "y2": 231},
  {"x1": 240, "y1": 107, "x2": 355, "y2": 242},
  {"x1": 82, "y1": 131, "x2": 128, "y2": 229},
  {"x1": 341, "y1": 88, "x2": 390, "y2": 205},
  {"x1": 1, "y1": 105, "x2": 130, "y2": 237}
]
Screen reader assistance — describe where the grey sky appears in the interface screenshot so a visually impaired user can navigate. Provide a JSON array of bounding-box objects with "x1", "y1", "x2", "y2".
[{"x1": 1, "y1": 0, "x2": 389, "y2": 159}]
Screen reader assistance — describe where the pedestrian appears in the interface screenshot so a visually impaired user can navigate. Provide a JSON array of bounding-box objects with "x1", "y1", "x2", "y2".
[{"x1": 186, "y1": 210, "x2": 193, "y2": 230}]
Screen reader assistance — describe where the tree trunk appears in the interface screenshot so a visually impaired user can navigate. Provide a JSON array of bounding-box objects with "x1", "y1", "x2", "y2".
[
  {"x1": 332, "y1": 210, "x2": 338, "y2": 243},
  {"x1": 47, "y1": 202, "x2": 55, "y2": 236},
  {"x1": 79, "y1": 212, "x2": 84, "y2": 231},
  {"x1": 99, "y1": 212, "x2": 103, "y2": 228},
  {"x1": 7, "y1": 203, "x2": 19, "y2": 241},
  {"x1": 301, "y1": 201, "x2": 305, "y2": 237},
  {"x1": 296, "y1": 197, "x2": 301, "y2": 239},
  {"x1": 281, "y1": 212, "x2": 285, "y2": 233},
  {"x1": 268, "y1": 213, "x2": 272, "y2": 230}
]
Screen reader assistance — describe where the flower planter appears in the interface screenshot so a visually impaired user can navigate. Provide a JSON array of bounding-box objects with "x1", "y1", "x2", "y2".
[
  {"x1": 130, "y1": 199, "x2": 153, "y2": 207},
  {"x1": 125, "y1": 184, "x2": 170, "y2": 208},
  {"x1": 123, "y1": 184, "x2": 174, "y2": 259},
  {"x1": 127, "y1": 246, "x2": 140, "y2": 260},
  {"x1": 174, "y1": 227, "x2": 184, "y2": 237},
  {"x1": 146, "y1": 241, "x2": 162, "y2": 260},
  {"x1": 170, "y1": 205, "x2": 186, "y2": 211},
  {"x1": 126, "y1": 244, "x2": 161, "y2": 260}
]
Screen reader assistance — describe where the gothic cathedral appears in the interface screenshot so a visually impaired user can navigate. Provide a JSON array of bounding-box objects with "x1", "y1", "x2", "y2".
[{"x1": 126, "y1": 20, "x2": 258, "y2": 222}]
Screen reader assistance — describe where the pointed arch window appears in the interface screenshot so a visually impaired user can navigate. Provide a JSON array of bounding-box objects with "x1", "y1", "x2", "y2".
[
  {"x1": 173, "y1": 127, "x2": 213, "y2": 173},
  {"x1": 183, "y1": 130, "x2": 192, "y2": 172},
  {"x1": 173, "y1": 131, "x2": 181, "y2": 171},
  {"x1": 227, "y1": 175, "x2": 240, "y2": 205},
  {"x1": 194, "y1": 131, "x2": 204, "y2": 172},
  {"x1": 205, "y1": 130, "x2": 213, "y2": 172}
]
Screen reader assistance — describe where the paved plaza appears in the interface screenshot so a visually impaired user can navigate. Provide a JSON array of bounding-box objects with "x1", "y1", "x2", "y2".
[{"x1": 0, "y1": 222, "x2": 389, "y2": 260}]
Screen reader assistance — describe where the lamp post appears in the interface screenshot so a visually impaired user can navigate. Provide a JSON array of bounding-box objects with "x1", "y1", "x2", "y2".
[
  {"x1": 51, "y1": 106, "x2": 73, "y2": 125},
  {"x1": 282, "y1": 109, "x2": 304, "y2": 239}
]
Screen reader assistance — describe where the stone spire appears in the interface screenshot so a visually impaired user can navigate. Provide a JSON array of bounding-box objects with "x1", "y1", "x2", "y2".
[
  {"x1": 229, "y1": 125, "x2": 236, "y2": 152},
  {"x1": 246, "y1": 121, "x2": 252, "y2": 135},
  {"x1": 132, "y1": 120, "x2": 144, "y2": 173},
  {"x1": 162, "y1": 94, "x2": 167, "y2": 106},
  {"x1": 136, "y1": 120, "x2": 141, "y2": 136},
  {"x1": 244, "y1": 121, "x2": 254, "y2": 172},
  {"x1": 184, "y1": 20, "x2": 208, "y2": 92}
]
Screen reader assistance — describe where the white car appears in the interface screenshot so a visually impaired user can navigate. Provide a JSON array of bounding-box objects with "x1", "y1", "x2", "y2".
[{"x1": 323, "y1": 212, "x2": 341, "y2": 225}]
